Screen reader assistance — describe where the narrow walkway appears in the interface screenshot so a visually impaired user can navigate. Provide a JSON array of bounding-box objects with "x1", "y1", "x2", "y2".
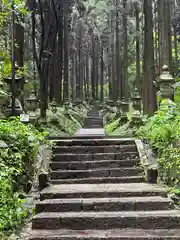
[
  {"x1": 76, "y1": 106, "x2": 105, "y2": 136},
  {"x1": 29, "y1": 108, "x2": 180, "y2": 239}
]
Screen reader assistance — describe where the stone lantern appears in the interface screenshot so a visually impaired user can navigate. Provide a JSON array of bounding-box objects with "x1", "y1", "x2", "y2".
[
  {"x1": 64, "y1": 99, "x2": 70, "y2": 110},
  {"x1": 50, "y1": 98, "x2": 58, "y2": 124},
  {"x1": 26, "y1": 91, "x2": 38, "y2": 122},
  {"x1": 120, "y1": 97, "x2": 129, "y2": 122},
  {"x1": 131, "y1": 87, "x2": 141, "y2": 113},
  {"x1": 3, "y1": 75, "x2": 24, "y2": 96},
  {"x1": 116, "y1": 97, "x2": 121, "y2": 117},
  {"x1": 158, "y1": 65, "x2": 174, "y2": 100},
  {"x1": 3, "y1": 65, "x2": 25, "y2": 116}
]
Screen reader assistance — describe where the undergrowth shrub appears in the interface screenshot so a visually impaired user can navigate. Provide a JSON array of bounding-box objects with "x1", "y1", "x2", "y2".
[
  {"x1": 0, "y1": 118, "x2": 47, "y2": 235},
  {"x1": 0, "y1": 102, "x2": 89, "y2": 236},
  {"x1": 36, "y1": 102, "x2": 89, "y2": 136},
  {"x1": 137, "y1": 101, "x2": 180, "y2": 189}
]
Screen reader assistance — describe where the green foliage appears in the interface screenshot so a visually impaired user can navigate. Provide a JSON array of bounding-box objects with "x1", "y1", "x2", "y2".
[
  {"x1": 137, "y1": 101, "x2": 180, "y2": 190},
  {"x1": 0, "y1": 118, "x2": 47, "y2": 235},
  {"x1": 36, "y1": 103, "x2": 89, "y2": 137},
  {"x1": 105, "y1": 117, "x2": 121, "y2": 135}
]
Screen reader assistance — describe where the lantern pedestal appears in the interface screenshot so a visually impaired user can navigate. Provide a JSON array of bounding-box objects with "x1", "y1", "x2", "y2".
[
  {"x1": 120, "y1": 98, "x2": 129, "y2": 124},
  {"x1": 116, "y1": 98, "x2": 121, "y2": 118},
  {"x1": 26, "y1": 91, "x2": 38, "y2": 123},
  {"x1": 131, "y1": 87, "x2": 142, "y2": 113},
  {"x1": 157, "y1": 65, "x2": 174, "y2": 102},
  {"x1": 129, "y1": 113, "x2": 143, "y2": 127},
  {"x1": 5, "y1": 98, "x2": 23, "y2": 117},
  {"x1": 50, "y1": 98, "x2": 58, "y2": 124}
]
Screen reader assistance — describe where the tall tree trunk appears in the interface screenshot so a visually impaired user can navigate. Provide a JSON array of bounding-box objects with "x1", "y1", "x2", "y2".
[
  {"x1": 91, "y1": 36, "x2": 96, "y2": 100},
  {"x1": 143, "y1": 0, "x2": 156, "y2": 115},
  {"x1": 55, "y1": 7, "x2": 63, "y2": 103},
  {"x1": 122, "y1": 0, "x2": 129, "y2": 98},
  {"x1": 63, "y1": 8, "x2": 69, "y2": 101},
  {"x1": 116, "y1": 0, "x2": 120, "y2": 100},
  {"x1": 158, "y1": 0, "x2": 172, "y2": 70},
  {"x1": 100, "y1": 43, "x2": 104, "y2": 102},
  {"x1": 135, "y1": 5, "x2": 141, "y2": 92}
]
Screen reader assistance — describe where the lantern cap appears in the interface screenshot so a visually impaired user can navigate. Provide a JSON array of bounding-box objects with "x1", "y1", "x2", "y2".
[
  {"x1": 121, "y1": 97, "x2": 128, "y2": 104},
  {"x1": 51, "y1": 98, "x2": 57, "y2": 107},
  {"x1": 131, "y1": 87, "x2": 141, "y2": 100},
  {"x1": 27, "y1": 90, "x2": 37, "y2": 102},
  {"x1": 159, "y1": 65, "x2": 174, "y2": 82},
  {"x1": 162, "y1": 65, "x2": 169, "y2": 72}
]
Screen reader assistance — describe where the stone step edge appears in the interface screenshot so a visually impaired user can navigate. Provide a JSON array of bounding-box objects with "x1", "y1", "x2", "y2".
[
  {"x1": 27, "y1": 228, "x2": 180, "y2": 239},
  {"x1": 51, "y1": 167, "x2": 141, "y2": 173},
  {"x1": 50, "y1": 159, "x2": 138, "y2": 164},
  {"x1": 54, "y1": 152, "x2": 138, "y2": 156},
  {"x1": 50, "y1": 176, "x2": 145, "y2": 184},
  {"x1": 37, "y1": 196, "x2": 172, "y2": 204},
  {"x1": 52, "y1": 137, "x2": 135, "y2": 141},
  {"x1": 34, "y1": 210, "x2": 180, "y2": 219},
  {"x1": 54, "y1": 145, "x2": 136, "y2": 149}
]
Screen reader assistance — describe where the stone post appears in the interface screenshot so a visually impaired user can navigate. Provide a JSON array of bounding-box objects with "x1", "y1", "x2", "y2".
[
  {"x1": 120, "y1": 97, "x2": 129, "y2": 123},
  {"x1": 158, "y1": 65, "x2": 174, "y2": 103},
  {"x1": 26, "y1": 90, "x2": 38, "y2": 123}
]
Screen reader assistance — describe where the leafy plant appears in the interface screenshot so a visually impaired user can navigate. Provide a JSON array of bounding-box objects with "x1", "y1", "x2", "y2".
[
  {"x1": 0, "y1": 118, "x2": 47, "y2": 235},
  {"x1": 136, "y1": 101, "x2": 180, "y2": 190}
]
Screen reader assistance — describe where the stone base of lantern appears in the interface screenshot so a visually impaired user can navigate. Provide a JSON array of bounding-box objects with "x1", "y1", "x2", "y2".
[
  {"x1": 50, "y1": 116, "x2": 59, "y2": 124},
  {"x1": 29, "y1": 112, "x2": 37, "y2": 123},
  {"x1": 120, "y1": 114, "x2": 128, "y2": 124},
  {"x1": 129, "y1": 114, "x2": 143, "y2": 127}
]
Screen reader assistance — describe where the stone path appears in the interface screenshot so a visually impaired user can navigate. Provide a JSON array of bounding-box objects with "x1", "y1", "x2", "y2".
[
  {"x1": 28, "y1": 108, "x2": 180, "y2": 239},
  {"x1": 75, "y1": 128, "x2": 105, "y2": 136},
  {"x1": 76, "y1": 106, "x2": 105, "y2": 136}
]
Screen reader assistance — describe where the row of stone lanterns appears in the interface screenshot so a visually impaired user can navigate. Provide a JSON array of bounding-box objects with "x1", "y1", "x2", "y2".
[
  {"x1": 1, "y1": 64, "x2": 174, "y2": 123},
  {"x1": 114, "y1": 65, "x2": 175, "y2": 122},
  {"x1": 115, "y1": 88, "x2": 142, "y2": 123}
]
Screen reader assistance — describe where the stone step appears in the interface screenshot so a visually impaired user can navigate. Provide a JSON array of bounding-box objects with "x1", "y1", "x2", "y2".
[
  {"x1": 53, "y1": 152, "x2": 138, "y2": 161},
  {"x1": 75, "y1": 128, "x2": 106, "y2": 136},
  {"x1": 50, "y1": 176, "x2": 145, "y2": 184},
  {"x1": 32, "y1": 210, "x2": 180, "y2": 230},
  {"x1": 83, "y1": 125, "x2": 103, "y2": 129},
  {"x1": 50, "y1": 159, "x2": 138, "y2": 170},
  {"x1": 36, "y1": 196, "x2": 173, "y2": 213},
  {"x1": 40, "y1": 183, "x2": 166, "y2": 200},
  {"x1": 84, "y1": 121, "x2": 102, "y2": 124},
  {"x1": 85, "y1": 113, "x2": 102, "y2": 117},
  {"x1": 53, "y1": 145, "x2": 137, "y2": 154},
  {"x1": 50, "y1": 168, "x2": 141, "y2": 179},
  {"x1": 54, "y1": 138, "x2": 135, "y2": 146},
  {"x1": 84, "y1": 120, "x2": 102, "y2": 124},
  {"x1": 84, "y1": 118, "x2": 103, "y2": 122},
  {"x1": 28, "y1": 228, "x2": 180, "y2": 240}
]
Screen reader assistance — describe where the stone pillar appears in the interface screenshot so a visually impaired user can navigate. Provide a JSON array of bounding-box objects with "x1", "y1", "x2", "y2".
[{"x1": 158, "y1": 65, "x2": 174, "y2": 104}]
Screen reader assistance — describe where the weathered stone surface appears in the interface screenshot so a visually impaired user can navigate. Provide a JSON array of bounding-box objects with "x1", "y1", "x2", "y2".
[
  {"x1": 36, "y1": 196, "x2": 173, "y2": 213},
  {"x1": 50, "y1": 159, "x2": 138, "y2": 170},
  {"x1": 53, "y1": 152, "x2": 139, "y2": 161},
  {"x1": 54, "y1": 138, "x2": 135, "y2": 146},
  {"x1": 50, "y1": 167, "x2": 141, "y2": 179},
  {"x1": 32, "y1": 210, "x2": 180, "y2": 230},
  {"x1": 40, "y1": 183, "x2": 166, "y2": 200},
  {"x1": 28, "y1": 228, "x2": 180, "y2": 240},
  {"x1": 27, "y1": 109, "x2": 180, "y2": 239},
  {"x1": 50, "y1": 176, "x2": 145, "y2": 184},
  {"x1": 53, "y1": 145, "x2": 137, "y2": 154},
  {"x1": 75, "y1": 128, "x2": 105, "y2": 136}
]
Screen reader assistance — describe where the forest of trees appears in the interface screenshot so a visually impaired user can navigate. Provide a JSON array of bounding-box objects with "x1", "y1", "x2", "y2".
[
  {"x1": 2, "y1": 1, "x2": 180, "y2": 238},
  {"x1": 0, "y1": 0, "x2": 180, "y2": 118}
]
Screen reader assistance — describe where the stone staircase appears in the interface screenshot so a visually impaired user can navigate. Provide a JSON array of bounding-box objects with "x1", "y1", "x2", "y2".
[
  {"x1": 29, "y1": 109, "x2": 180, "y2": 239},
  {"x1": 83, "y1": 106, "x2": 103, "y2": 128}
]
